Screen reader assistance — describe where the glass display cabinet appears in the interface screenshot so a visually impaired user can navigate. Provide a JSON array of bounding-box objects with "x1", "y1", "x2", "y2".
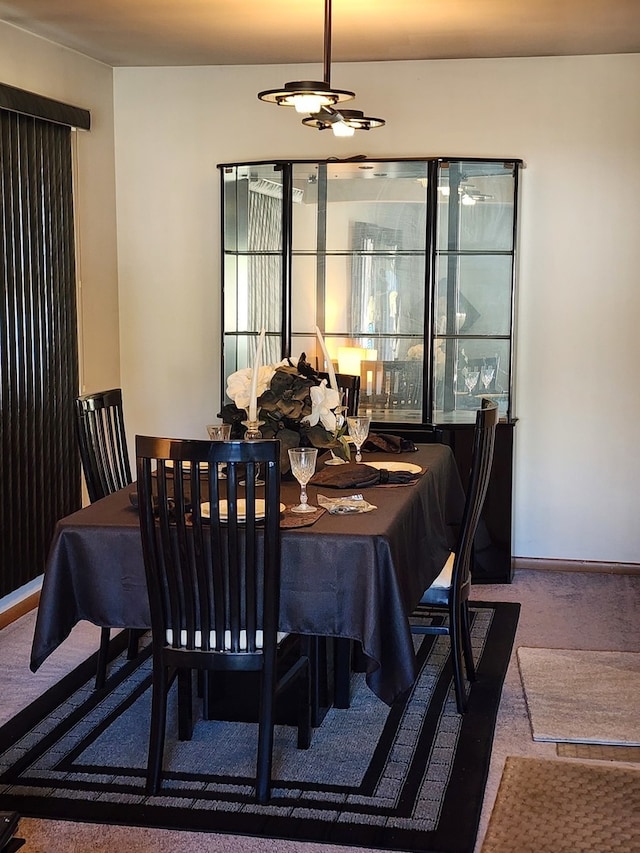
[{"x1": 218, "y1": 157, "x2": 522, "y2": 581}]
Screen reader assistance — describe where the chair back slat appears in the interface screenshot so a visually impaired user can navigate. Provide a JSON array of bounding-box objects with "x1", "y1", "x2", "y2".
[
  {"x1": 136, "y1": 436, "x2": 281, "y2": 665},
  {"x1": 453, "y1": 398, "x2": 499, "y2": 586},
  {"x1": 75, "y1": 388, "x2": 132, "y2": 502}
]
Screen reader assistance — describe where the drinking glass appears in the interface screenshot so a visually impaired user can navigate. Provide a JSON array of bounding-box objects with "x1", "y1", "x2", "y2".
[
  {"x1": 464, "y1": 370, "x2": 479, "y2": 396},
  {"x1": 347, "y1": 415, "x2": 371, "y2": 463},
  {"x1": 480, "y1": 365, "x2": 495, "y2": 391},
  {"x1": 206, "y1": 423, "x2": 231, "y2": 441},
  {"x1": 288, "y1": 447, "x2": 318, "y2": 513},
  {"x1": 206, "y1": 423, "x2": 231, "y2": 478}
]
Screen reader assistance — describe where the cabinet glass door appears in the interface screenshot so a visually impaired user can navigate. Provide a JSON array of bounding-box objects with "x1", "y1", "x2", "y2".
[
  {"x1": 432, "y1": 160, "x2": 518, "y2": 423},
  {"x1": 290, "y1": 160, "x2": 429, "y2": 423},
  {"x1": 221, "y1": 163, "x2": 285, "y2": 379}
]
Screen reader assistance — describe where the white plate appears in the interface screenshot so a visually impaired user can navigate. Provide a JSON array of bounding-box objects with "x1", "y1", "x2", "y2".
[
  {"x1": 201, "y1": 499, "x2": 285, "y2": 521},
  {"x1": 364, "y1": 461, "x2": 422, "y2": 475}
]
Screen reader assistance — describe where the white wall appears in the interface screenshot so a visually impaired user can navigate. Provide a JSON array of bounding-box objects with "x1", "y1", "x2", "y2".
[
  {"x1": 113, "y1": 54, "x2": 640, "y2": 565},
  {"x1": 0, "y1": 20, "x2": 120, "y2": 394}
]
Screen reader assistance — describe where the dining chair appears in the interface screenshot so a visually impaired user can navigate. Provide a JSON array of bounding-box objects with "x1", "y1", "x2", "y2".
[
  {"x1": 75, "y1": 388, "x2": 139, "y2": 689},
  {"x1": 317, "y1": 372, "x2": 360, "y2": 705},
  {"x1": 136, "y1": 435, "x2": 313, "y2": 802},
  {"x1": 410, "y1": 397, "x2": 499, "y2": 713}
]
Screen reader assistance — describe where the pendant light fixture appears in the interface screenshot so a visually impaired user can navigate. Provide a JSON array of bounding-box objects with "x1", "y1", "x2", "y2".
[
  {"x1": 257, "y1": 0, "x2": 385, "y2": 136},
  {"x1": 302, "y1": 107, "x2": 386, "y2": 135}
]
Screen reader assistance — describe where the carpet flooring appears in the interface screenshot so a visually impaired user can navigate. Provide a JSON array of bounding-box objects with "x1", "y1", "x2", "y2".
[
  {"x1": 480, "y1": 755, "x2": 640, "y2": 853},
  {"x1": 517, "y1": 647, "x2": 640, "y2": 745},
  {"x1": 0, "y1": 602, "x2": 519, "y2": 853}
]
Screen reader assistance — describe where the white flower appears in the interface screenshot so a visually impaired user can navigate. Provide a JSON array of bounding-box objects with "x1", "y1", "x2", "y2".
[
  {"x1": 302, "y1": 380, "x2": 341, "y2": 432},
  {"x1": 226, "y1": 365, "x2": 276, "y2": 411}
]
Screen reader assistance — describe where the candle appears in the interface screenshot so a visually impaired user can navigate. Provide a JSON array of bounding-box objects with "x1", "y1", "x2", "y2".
[
  {"x1": 366, "y1": 370, "x2": 373, "y2": 397},
  {"x1": 248, "y1": 328, "x2": 265, "y2": 422},
  {"x1": 315, "y1": 325, "x2": 338, "y2": 392}
]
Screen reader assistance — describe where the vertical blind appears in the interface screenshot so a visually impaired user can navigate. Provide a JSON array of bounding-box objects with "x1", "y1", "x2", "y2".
[{"x1": 0, "y1": 109, "x2": 81, "y2": 597}]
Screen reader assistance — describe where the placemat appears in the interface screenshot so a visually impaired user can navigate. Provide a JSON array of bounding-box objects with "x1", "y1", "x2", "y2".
[{"x1": 280, "y1": 506, "x2": 326, "y2": 528}]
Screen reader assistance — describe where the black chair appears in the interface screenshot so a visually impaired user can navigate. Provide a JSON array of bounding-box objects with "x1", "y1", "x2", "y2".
[
  {"x1": 75, "y1": 388, "x2": 139, "y2": 688},
  {"x1": 318, "y1": 372, "x2": 361, "y2": 416},
  {"x1": 136, "y1": 436, "x2": 312, "y2": 802},
  {"x1": 318, "y1": 373, "x2": 360, "y2": 705},
  {"x1": 410, "y1": 398, "x2": 499, "y2": 713},
  {"x1": 75, "y1": 389, "x2": 132, "y2": 502}
]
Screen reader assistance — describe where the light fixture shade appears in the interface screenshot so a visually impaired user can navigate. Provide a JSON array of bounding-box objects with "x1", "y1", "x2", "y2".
[
  {"x1": 302, "y1": 109, "x2": 386, "y2": 132},
  {"x1": 258, "y1": 80, "x2": 354, "y2": 111},
  {"x1": 257, "y1": 0, "x2": 385, "y2": 132},
  {"x1": 337, "y1": 346, "x2": 378, "y2": 376}
]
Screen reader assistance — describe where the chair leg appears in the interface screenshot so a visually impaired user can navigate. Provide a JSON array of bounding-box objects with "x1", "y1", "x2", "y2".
[
  {"x1": 461, "y1": 602, "x2": 476, "y2": 682},
  {"x1": 126, "y1": 629, "x2": 140, "y2": 660},
  {"x1": 256, "y1": 659, "x2": 277, "y2": 804},
  {"x1": 95, "y1": 627, "x2": 111, "y2": 690},
  {"x1": 146, "y1": 661, "x2": 169, "y2": 795},
  {"x1": 298, "y1": 637, "x2": 312, "y2": 749},
  {"x1": 334, "y1": 638, "x2": 352, "y2": 709},
  {"x1": 449, "y1": 605, "x2": 468, "y2": 714},
  {"x1": 177, "y1": 668, "x2": 193, "y2": 741}
]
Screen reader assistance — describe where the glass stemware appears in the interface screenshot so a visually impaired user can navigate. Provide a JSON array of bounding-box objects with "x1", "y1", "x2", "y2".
[
  {"x1": 480, "y1": 365, "x2": 495, "y2": 391},
  {"x1": 464, "y1": 369, "x2": 480, "y2": 396},
  {"x1": 288, "y1": 447, "x2": 318, "y2": 513},
  {"x1": 347, "y1": 415, "x2": 371, "y2": 464},
  {"x1": 206, "y1": 423, "x2": 231, "y2": 478}
]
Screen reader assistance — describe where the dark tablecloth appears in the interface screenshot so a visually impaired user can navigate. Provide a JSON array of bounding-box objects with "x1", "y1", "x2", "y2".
[{"x1": 30, "y1": 444, "x2": 464, "y2": 705}]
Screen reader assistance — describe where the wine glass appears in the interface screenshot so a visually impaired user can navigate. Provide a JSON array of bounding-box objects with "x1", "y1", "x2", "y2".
[
  {"x1": 480, "y1": 365, "x2": 495, "y2": 391},
  {"x1": 347, "y1": 415, "x2": 371, "y2": 464},
  {"x1": 288, "y1": 447, "x2": 318, "y2": 513},
  {"x1": 206, "y1": 423, "x2": 231, "y2": 479},
  {"x1": 464, "y1": 369, "x2": 479, "y2": 396}
]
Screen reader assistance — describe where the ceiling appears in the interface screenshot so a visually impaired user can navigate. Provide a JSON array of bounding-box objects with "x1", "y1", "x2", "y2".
[{"x1": 1, "y1": 0, "x2": 639, "y2": 68}]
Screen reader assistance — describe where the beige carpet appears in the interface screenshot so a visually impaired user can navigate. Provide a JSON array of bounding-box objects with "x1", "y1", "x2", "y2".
[
  {"x1": 481, "y1": 756, "x2": 640, "y2": 853},
  {"x1": 517, "y1": 647, "x2": 640, "y2": 745}
]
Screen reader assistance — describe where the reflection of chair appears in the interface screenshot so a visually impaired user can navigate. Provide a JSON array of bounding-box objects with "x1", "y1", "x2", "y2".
[
  {"x1": 318, "y1": 372, "x2": 361, "y2": 415},
  {"x1": 75, "y1": 388, "x2": 139, "y2": 689},
  {"x1": 136, "y1": 436, "x2": 312, "y2": 802},
  {"x1": 410, "y1": 398, "x2": 499, "y2": 713}
]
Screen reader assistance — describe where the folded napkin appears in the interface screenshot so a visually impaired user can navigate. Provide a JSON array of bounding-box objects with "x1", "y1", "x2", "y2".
[
  {"x1": 317, "y1": 494, "x2": 376, "y2": 514},
  {"x1": 310, "y1": 462, "x2": 420, "y2": 489},
  {"x1": 362, "y1": 433, "x2": 418, "y2": 454}
]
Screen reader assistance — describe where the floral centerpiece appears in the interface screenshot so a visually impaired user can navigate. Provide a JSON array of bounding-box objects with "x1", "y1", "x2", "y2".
[{"x1": 218, "y1": 354, "x2": 350, "y2": 472}]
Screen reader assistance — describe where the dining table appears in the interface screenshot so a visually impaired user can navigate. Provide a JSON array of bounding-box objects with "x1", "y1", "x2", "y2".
[{"x1": 30, "y1": 443, "x2": 465, "y2": 706}]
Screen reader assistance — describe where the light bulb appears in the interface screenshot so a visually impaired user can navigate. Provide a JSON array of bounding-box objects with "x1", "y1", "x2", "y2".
[
  {"x1": 292, "y1": 94, "x2": 325, "y2": 114},
  {"x1": 332, "y1": 120, "x2": 355, "y2": 137}
]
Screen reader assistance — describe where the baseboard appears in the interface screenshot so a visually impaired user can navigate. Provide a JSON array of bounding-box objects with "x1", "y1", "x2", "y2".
[
  {"x1": 513, "y1": 557, "x2": 640, "y2": 575},
  {"x1": 0, "y1": 590, "x2": 40, "y2": 629}
]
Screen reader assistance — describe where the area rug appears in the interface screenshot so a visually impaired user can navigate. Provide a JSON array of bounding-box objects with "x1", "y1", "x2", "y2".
[
  {"x1": 480, "y1": 755, "x2": 640, "y2": 853},
  {"x1": 517, "y1": 647, "x2": 640, "y2": 745},
  {"x1": 0, "y1": 601, "x2": 519, "y2": 853}
]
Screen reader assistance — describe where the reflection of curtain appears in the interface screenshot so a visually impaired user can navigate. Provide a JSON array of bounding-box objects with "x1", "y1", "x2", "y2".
[
  {"x1": 351, "y1": 222, "x2": 401, "y2": 361},
  {"x1": 248, "y1": 192, "x2": 281, "y2": 364}
]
